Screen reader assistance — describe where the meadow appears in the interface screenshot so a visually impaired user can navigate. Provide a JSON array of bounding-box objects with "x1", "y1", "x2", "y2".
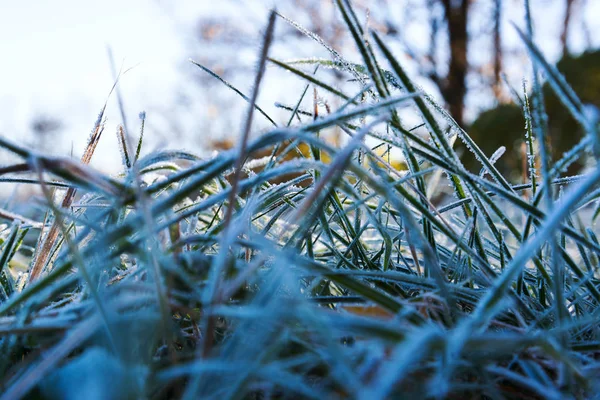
[{"x1": 1, "y1": 0, "x2": 600, "y2": 398}]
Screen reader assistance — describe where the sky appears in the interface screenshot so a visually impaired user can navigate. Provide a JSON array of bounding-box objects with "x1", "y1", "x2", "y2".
[
  {"x1": 0, "y1": 0, "x2": 598, "y2": 174},
  {"x1": 0, "y1": 0, "x2": 188, "y2": 170}
]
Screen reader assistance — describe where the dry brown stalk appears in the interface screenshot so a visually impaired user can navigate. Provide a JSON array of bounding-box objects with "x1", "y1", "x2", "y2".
[{"x1": 27, "y1": 120, "x2": 105, "y2": 283}]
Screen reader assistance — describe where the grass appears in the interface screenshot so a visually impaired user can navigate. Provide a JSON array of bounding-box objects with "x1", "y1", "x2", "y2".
[{"x1": 1, "y1": 1, "x2": 600, "y2": 398}]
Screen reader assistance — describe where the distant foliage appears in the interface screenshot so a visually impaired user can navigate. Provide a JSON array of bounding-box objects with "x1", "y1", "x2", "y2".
[{"x1": 467, "y1": 50, "x2": 600, "y2": 180}]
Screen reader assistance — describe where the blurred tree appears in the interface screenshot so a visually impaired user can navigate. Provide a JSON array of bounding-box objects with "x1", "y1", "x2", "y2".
[
  {"x1": 30, "y1": 116, "x2": 62, "y2": 136},
  {"x1": 439, "y1": 0, "x2": 470, "y2": 127},
  {"x1": 187, "y1": 0, "x2": 507, "y2": 130},
  {"x1": 466, "y1": 50, "x2": 600, "y2": 180},
  {"x1": 181, "y1": 0, "x2": 596, "y2": 166},
  {"x1": 561, "y1": 0, "x2": 576, "y2": 56},
  {"x1": 30, "y1": 115, "x2": 63, "y2": 154}
]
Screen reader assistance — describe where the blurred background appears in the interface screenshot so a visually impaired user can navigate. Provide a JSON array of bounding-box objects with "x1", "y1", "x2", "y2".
[{"x1": 0, "y1": 0, "x2": 599, "y2": 182}]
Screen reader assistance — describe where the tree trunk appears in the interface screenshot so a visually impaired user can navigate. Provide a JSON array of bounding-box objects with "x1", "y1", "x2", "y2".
[
  {"x1": 493, "y1": 0, "x2": 503, "y2": 100},
  {"x1": 561, "y1": 0, "x2": 575, "y2": 55},
  {"x1": 441, "y1": 0, "x2": 469, "y2": 127}
]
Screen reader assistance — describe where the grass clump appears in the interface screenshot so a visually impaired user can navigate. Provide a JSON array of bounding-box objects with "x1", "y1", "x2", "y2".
[{"x1": 1, "y1": 1, "x2": 600, "y2": 399}]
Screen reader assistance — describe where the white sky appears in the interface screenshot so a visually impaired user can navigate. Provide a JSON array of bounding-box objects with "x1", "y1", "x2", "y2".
[{"x1": 0, "y1": 0, "x2": 189, "y2": 170}]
